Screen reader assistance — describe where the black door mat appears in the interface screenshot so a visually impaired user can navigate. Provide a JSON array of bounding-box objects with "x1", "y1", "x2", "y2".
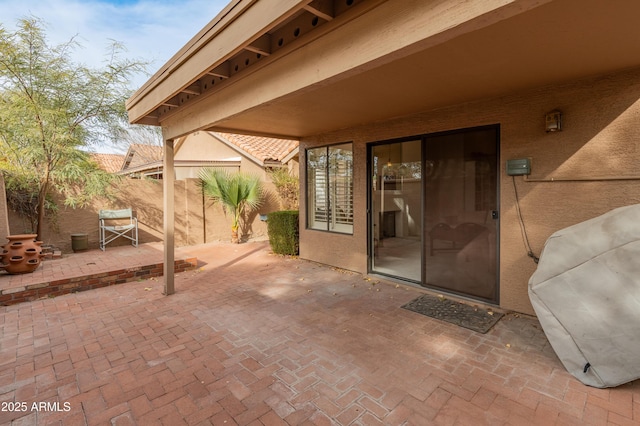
[{"x1": 402, "y1": 294, "x2": 503, "y2": 334}]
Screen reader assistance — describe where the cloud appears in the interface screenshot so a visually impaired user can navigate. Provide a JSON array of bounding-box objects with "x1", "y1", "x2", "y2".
[{"x1": 0, "y1": 0, "x2": 228, "y2": 88}]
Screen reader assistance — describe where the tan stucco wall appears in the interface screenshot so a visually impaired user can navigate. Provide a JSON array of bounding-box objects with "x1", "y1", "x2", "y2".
[
  {"x1": 173, "y1": 131, "x2": 277, "y2": 184},
  {"x1": 175, "y1": 131, "x2": 243, "y2": 180},
  {"x1": 173, "y1": 131, "x2": 287, "y2": 235},
  {"x1": 299, "y1": 67, "x2": 640, "y2": 315},
  {"x1": 175, "y1": 132, "x2": 236, "y2": 161},
  {"x1": 7, "y1": 179, "x2": 165, "y2": 251},
  {"x1": 3, "y1": 131, "x2": 289, "y2": 251},
  {"x1": 6, "y1": 176, "x2": 280, "y2": 252}
]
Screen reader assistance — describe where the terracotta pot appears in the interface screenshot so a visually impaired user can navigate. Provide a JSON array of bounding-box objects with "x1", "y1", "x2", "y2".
[{"x1": 0, "y1": 234, "x2": 45, "y2": 274}]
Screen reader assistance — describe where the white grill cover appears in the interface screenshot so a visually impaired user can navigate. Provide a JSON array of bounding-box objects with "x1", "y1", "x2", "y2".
[{"x1": 528, "y1": 204, "x2": 640, "y2": 388}]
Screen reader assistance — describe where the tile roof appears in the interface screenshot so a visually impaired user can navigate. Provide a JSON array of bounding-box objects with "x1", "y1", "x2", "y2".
[
  {"x1": 123, "y1": 144, "x2": 163, "y2": 170},
  {"x1": 90, "y1": 153, "x2": 126, "y2": 173},
  {"x1": 117, "y1": 133, "x2": 298, "y2": 174},
  {"x1": 213, "y1": 132, "x2": 298, "y2": 163}
]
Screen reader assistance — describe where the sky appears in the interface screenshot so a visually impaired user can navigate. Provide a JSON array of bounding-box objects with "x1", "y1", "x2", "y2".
[{"x1": 0, "y1": 0, "x2": 229, "y2": 90}]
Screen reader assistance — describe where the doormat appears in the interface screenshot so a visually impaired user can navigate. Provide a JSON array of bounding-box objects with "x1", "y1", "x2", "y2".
[{"x1": 402, "y1": 294, "x2": 503, "y2": 334}]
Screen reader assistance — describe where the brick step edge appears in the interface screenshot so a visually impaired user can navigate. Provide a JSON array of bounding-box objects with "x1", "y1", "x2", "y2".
[{"x1": 0, "y1": 257, "x2": 198, "y2": 306}]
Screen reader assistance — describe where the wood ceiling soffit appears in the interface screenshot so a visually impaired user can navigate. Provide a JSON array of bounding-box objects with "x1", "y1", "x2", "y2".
[
  {"x1": 245, "y1": 34, "x2": 272, "y2": 56},
  {"x1": 207, "y1": 126, "x2": 302, "y2": 141},
  {"x1": 182, "y1": 83, "x2": 202, "y2": 95},
  {"x1": 129, "y1": 0, "x2": 304, "y2": 124},
  {"x1": 207, "y1": 62, "x2": 231, "y2": 78},
  {"x1": 150, "y1": 0, "x2": 364, "y2": 125},
  {"x1": 135, "y1": 116, "x2": 159, "y2": 126},
  {"x1": 127, "y1": 0, "x2": 247, "y2": 101},
  {"x1": 162, "y1": 98, "x2": 180, "y2": 107}
]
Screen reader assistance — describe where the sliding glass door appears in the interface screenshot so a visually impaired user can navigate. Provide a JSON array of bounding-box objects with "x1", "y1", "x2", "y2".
[
  {"x1": 369, "y1": 126, "x2": 499, "y2": 302},
  {"x1": 423, "y1": 127, "x2": 498, "y2": 301},
  {"x1": 371, "y1": 140, "x2": 422, "y2": 281}
]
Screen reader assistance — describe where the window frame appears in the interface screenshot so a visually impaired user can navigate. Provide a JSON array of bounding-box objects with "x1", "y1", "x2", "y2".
[{"x1": 306, "y1": 142, "x2": 354, "y2": 234}]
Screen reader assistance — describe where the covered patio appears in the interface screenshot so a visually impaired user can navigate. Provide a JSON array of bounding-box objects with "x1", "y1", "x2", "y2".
[
  {"x1": 1, "y1": 241, "x2": 638, "y2": 424},
  {"x1": 126, "y1": 0, "x2": 640, "y2": 314}
]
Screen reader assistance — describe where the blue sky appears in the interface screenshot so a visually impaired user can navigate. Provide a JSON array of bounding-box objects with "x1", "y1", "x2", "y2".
[{"x1": 0, "y1": 0, "x2": 229, "y2": 89}]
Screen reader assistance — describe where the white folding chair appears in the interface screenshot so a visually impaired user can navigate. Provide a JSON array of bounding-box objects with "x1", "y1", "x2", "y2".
[{"x1": 99, "y1": 208, "x2": 138, "y2": 251}]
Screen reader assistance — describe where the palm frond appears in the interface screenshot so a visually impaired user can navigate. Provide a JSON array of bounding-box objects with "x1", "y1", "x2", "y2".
[{"x1": 199, "y1": 168, "x2": 264, "y2": 234}]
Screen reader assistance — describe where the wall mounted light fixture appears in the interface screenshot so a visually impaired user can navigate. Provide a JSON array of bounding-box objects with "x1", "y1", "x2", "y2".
[{"x1": 545, "y1": 110, "x2": 562, "y2": 132}]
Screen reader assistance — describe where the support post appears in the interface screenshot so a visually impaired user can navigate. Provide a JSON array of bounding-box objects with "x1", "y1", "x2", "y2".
[{"x1": 163, "y1": 138, "x2": 175, "y2": 295}]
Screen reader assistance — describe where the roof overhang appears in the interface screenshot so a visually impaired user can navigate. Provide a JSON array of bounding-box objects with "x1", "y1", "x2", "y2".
[
  {"x1": 127, "y1": 0, "x2": 640, "y2": 140},
  {"x1": 116, "y1": 159, "x2": 242, "y2": 176},
  {"x1": 117, "y1": 160, "x2": 163, "y2": 175}
]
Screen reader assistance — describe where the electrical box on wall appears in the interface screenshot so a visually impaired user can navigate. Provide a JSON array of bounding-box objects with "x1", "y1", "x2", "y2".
[{"x1": 506, "y1": 158, "x2": 531, "y2": 176}]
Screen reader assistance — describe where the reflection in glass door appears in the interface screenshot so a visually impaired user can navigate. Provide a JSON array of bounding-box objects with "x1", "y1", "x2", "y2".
[
  {"x1": 369, "y1": 126, "x2": 498, "y2": 302},
  {"x1": 371, "y1": 140, "x2": 422, "y2": 282},
  {"x1": 423, "y1": 128, "x2": 498, "y2": 301}
]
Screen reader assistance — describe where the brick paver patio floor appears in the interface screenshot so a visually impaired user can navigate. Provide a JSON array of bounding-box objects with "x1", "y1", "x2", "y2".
[{"x1": 1, "y1": 241, "x2": 638, "y2": 425}]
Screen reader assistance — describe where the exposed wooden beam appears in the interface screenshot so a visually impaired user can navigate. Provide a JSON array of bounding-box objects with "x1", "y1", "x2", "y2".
[
  {"x1": 244, "y1": 34, "x2": 272, "y2": 56},
  {"x1": 128, "y1": 0, "x2": 311, "y2": 125},
  {"x1": 162, "y1": 99, "x2": 180, "y2": 107},
  {"x1": 304, "y1": 0, "x2": 334, "y2": 21},
  {"x1": 207, "y1": 62, "x2": 231, "y2": 78},
  {"x1": 135, "y1": 116, "x2": 159, "y2": 126},
  {"x1": 160, "y1": 0, "x2": 540, "y2": 140},
  {"x1": 182, "y1": 83, "x2": 201, "y2": 95}
]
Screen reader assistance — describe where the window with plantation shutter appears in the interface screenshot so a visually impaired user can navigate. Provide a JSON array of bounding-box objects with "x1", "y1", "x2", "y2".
[{"x1": 306, "y1": 143, "x2": 353, "y2": 234}]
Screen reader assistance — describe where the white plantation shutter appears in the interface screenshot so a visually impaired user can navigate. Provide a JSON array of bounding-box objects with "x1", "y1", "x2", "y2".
[
  {"x1": 314, "y1": 167, "x2": 328, "y2": 224},
  {"x1": 330, "y1": 147, "x2": 353, "y2": 230},
  {"x1": 307, "y1": 143, "x2": 353, "y2": 233}
]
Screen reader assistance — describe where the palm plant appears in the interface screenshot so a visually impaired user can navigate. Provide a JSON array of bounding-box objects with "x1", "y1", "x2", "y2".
[{"x1": 199, "y1": 169, "x2": 263, "y2": 243}]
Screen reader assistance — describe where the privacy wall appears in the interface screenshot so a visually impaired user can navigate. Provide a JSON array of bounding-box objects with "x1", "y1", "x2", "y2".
[{"x1": 6, "y1": 178, "x2": 280, "y2": 252}]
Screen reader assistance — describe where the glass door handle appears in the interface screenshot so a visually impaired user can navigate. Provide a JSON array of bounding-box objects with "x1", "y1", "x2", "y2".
[{"x1": 492, "y1": 210, "x2": 499, "y2": 220}]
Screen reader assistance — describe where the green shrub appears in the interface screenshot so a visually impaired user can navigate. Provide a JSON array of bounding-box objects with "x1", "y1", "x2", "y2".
[{"x1": 267, "y1": 211, "x2": 299, "y2": 255}]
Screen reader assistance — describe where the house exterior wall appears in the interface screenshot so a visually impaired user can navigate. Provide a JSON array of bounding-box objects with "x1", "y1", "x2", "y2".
[
  {"x1": 299, "y1": 67, "x2": 640, "y2": 315},
  {"x1": 173, "y1": 131, "x2": 276, "y2": 181},
  {"x1": 175, "y1": 131, "x2": 242, "y2": 180}
]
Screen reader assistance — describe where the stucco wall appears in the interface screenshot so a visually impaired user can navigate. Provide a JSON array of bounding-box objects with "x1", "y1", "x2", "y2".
[
  {"x1": 175, "y1": 131, "x2": 242, "y2": 180},
  {"x1": 7, "y1": 179, "x2": 165, "y2": 250},
  {"x1": 6, "y1": 176, "x2": 281, "y2": 253},
  {"x1": 174, "y1": 131, "x2": 279, "y2": 181},
  {"x1": 299, "y1": 67, "x2": 640, "y2": 315}
]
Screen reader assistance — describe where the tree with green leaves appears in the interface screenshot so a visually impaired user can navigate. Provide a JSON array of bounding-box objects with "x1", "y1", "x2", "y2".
[
  {"x1": 0, "y1": 17, "x2": 147, "y2": 240},
  {"x1": 199, "y1": 169, "x2": 263, "y2": 243}
]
